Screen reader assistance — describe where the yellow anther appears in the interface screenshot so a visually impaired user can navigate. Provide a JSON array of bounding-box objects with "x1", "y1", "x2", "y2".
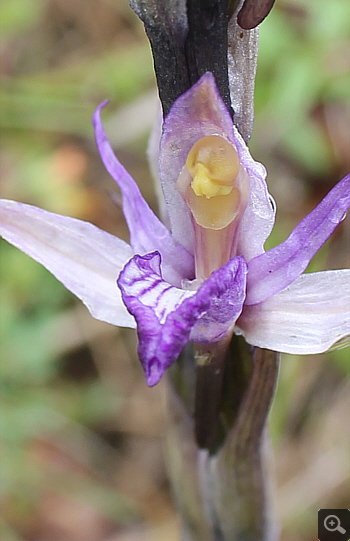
[
  {"x1": 186, "y1": 135, "x2": 240, "y2": 199},
  {"x1": 191, "y1": 163, "x2": 232, "y2": 198}
]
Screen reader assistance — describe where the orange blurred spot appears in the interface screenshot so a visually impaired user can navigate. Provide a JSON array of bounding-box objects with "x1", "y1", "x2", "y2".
[{"x1": 50, "y1": 145, "x2": 88, "y2": 184}]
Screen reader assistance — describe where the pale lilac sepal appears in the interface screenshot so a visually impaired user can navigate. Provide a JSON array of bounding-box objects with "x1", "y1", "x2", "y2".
[
  {"x1": 147, "y1": 103, "x2": 169, "y2": 228},
  {"x1": 160, "y1": 72, "x2": 274, "y2": 259},
  {"x1": 245, "y1": 174, "x2": 350, "y2": 305},
  {"x1": 118, "y1": 251, "x2": 247, "y2": 386},
  {"x1": 237, "y1": 269, "x2": 350, "y2": 354},
  {"x1": 93, "y1": 102, "x2": 194, "y2": 287},
  {"x1": 0, "y1": 199, "x2": 136, "y2": 328}
]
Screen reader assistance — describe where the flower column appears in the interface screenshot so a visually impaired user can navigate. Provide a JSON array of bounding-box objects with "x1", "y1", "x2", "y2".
[{"x1": 130, "y1": 1, "x2": 280, "y2": 539}]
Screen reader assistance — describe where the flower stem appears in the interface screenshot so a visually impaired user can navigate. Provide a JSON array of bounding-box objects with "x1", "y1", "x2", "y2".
[
  {"x1": 166, "y1": 339, "x2": 280, "y2": 541},
  {"x1": 194, "y1": 335, "x2": 232, "y2": 451}
]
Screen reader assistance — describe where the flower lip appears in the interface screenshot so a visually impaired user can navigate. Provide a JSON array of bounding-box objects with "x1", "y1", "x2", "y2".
[{"x1": 117, "y1": 250, "x2": 248, "y2": 385}]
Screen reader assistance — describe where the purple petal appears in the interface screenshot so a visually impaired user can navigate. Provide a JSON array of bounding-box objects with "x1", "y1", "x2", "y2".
[
  {"x1": 237, "y1": 269, "x2": 350, "y2": 354},
  {"x1": 245, "y1": 174, "x2": 350, "y2": 305},
  {"x1": 159, "y1": 72, "x2": 274, "y2": 260},
  {"x1": 118, "y1": 251, "x2": 247, "y2": 386},
  {"x1": 0, "y1": 199, "x2": 135, "y2": 328},
  {"x1": 93, "y1": 102, "x2": 194, "y2": 286}
]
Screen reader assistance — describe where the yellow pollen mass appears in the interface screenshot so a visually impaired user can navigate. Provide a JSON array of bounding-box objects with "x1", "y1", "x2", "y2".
[
  {"x1": 190, "y1": 163, "x2": 233, "y2": 198},
  {"x1": 186, "y1": 135, "x2": 240, "y2": 199}
]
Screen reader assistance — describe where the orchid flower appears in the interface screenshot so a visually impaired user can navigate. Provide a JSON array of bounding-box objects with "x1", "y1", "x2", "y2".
[{"x1": 1, "y1": 73, "x2": 349, "y2": 386}]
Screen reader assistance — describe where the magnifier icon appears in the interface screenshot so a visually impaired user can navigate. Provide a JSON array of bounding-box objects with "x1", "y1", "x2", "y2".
[{"x1": 324, "y1": 515, "x2": 346, "y2": 534}]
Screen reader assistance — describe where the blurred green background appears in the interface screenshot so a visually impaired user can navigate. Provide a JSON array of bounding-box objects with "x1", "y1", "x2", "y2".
[{"x1": 0, "y1": 0, "x2": 349, "y2": 540}]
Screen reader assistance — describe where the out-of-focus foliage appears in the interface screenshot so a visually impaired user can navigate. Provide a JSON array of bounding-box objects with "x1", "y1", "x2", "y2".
[
  {"x1": 256, "y1": 0, "x2": 350, "y2": 175},
  {"x1": 0, "y1": 1, "x2": 349, "y2": 540}
]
